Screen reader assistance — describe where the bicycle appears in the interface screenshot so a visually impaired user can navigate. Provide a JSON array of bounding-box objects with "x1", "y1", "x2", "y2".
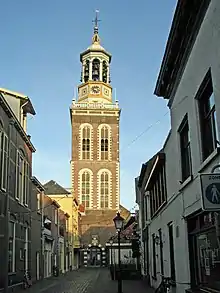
[
  {"x1": 23, "y1": 271, "x2": 32, "y2": 289},
  {"x1": 155, "y1": 275, "x2": 173, "y2": 293}
]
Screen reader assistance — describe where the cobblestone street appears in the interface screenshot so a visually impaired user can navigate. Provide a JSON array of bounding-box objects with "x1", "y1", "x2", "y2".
[{"x1": 16, "y1": 268, "x2": 154, "y2": 293}]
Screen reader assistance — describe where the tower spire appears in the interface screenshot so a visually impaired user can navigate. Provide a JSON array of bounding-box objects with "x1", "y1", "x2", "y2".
[{"x1": 92, "y1": 9, "x2": 101, "y2": 44}]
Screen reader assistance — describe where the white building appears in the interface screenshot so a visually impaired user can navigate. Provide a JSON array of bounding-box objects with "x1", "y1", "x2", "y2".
[{"x1": 136, "y1": 1, "x2": 220, "y2": 292}]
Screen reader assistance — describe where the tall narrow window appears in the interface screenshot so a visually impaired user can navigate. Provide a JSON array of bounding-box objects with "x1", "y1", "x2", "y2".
[
  {"x1": 16, "y1": 150, "x2": 28, "y2": 204},
  {"x1": 100, "y1": 171, "x2": 110, "y2": 209},
  {"x1": 24, "y1": 227, "x2": 28, "y2": 272},
  {"x1": 152, "y1": 234, "x2": 157, "y2": 279},
  {"x1": 102, "y1": 61, "x2": 108, "y2": 83},
  {"x1": 179, "y1": 115, "x2": 192, "y2": 181},
  {"x1": 92, "y1": 58, "x2": 100, "y2": 81},
  {"x1": 23, "y1": 162, "x2": 29, "y2": 206},
  {"x1": 82, "y1": 126, "x2": 91, "y2": 160},
  {"x1": 8, "y1": 221, "x2": 16, "y2": 273},
  {"x1": 100, "y1": 126, "x2": 109, "y2": 160},
  {"x1": 197, "y1": 70, "x2": 219, "y2": 160},
  {"x1": 19, "y1": 154, "x2": 24, "y2": 203},
  {"x1": 168, "y1": 223, "x2": 176, "y2": 282},
  {"x1": 81, "y1": 171, "x2": 91, "y2": 208},
  {"x1": 1, "y1": 133, "x2": 8, "y2": 191},
  {"x1": 84, "y1": 60, "x2": 89, "y2": 83}
]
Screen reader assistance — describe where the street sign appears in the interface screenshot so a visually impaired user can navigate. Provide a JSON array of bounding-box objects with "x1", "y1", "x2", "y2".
[{"x1": 200, "y1": 173, "x2": 220, "y2": 211}]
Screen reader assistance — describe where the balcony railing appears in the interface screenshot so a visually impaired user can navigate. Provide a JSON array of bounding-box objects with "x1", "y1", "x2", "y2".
[{"x1": 71, "y1": 102, "x2": 119, "y2": 110}]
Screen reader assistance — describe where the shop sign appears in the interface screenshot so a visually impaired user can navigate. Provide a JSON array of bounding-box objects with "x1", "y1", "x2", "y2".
[{"x1": 200, "y1": 173, "x2": 220, "y2": 211}]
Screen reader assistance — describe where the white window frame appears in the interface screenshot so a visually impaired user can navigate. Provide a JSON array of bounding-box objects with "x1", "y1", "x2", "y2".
[
  {"x1": 24, "y1": 161, "x2": 29, "y2": 206},
  {"x1": 79, "y1": 123, "x2": 93, "y2": 160},
  {"x1": 1, "y1": 132, "x2": 9, "y2": 191},
  {"x1": 97, "y1": 169, "x2": 112, "y2": 209},
  {"x1": 16, "y1": 150, "x2": 29, "y2": 204},
  {"x1": 79, "y1": 168, "x2": 93, "y2": 209},
  {"x1": 16, "y1": 150, "x2": 24, "y2": 202},
  {"x1": 98, "y1": 124, "x2": 111, "y2": 161},
  {"x1": 15, "y1": 151, "x2": 20, "y2": 200}
]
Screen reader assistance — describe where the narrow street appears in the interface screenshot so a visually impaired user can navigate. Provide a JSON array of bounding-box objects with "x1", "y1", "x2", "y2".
[{"x1": 18, "y1": 268, "x2": 153, "y2": 293}]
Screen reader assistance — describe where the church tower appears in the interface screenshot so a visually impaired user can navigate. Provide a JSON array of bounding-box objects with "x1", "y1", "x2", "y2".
[{"x1": 70, "y1": 12, "x2": 123, "y2": 266}]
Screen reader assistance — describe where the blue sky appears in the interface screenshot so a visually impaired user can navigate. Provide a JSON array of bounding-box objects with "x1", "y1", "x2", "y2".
[{"x1": 0, "y1": 0, "x2": 177, "y2": 210}]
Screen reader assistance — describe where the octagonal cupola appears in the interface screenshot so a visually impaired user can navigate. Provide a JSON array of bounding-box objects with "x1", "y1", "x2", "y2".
[{"x1": 80, "y1": 10, "x2": 112, "y2": 85}]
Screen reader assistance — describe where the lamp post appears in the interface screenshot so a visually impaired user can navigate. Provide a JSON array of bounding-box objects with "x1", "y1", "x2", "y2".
[{"x1": 113, "y1": 212, "x2": 124, "y2": 293}]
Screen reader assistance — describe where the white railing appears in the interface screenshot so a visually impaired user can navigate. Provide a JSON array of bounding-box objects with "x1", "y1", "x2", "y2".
[{"x1": 71, "y1": 102, "x2": 119, "y2": 110}]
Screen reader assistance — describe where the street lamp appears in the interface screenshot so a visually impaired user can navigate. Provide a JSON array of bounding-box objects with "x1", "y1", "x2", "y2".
[{"x1": 113, "y1": 212, "x2": 124, "y2": 293}]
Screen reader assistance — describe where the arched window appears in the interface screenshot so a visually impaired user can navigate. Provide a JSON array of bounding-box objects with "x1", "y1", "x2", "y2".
[
  {"x1": 100, "y1": 126, "x2": 109, "y2": 160},
  {"x1": 81, "y1": 125, "x2": 92, "y2": 160},
  {"x1": 92, "y1": 58, "x2": 100, "y2": 81},
  {"x1": 84, "y1": 60, "x2": 89, "y2": 83},
  {"x1": 99, "y1": 171, "x2": 111, "y2": 209},
  {"x1": 102, "y1": 61, "x2": 108, "y2": 83},
  {"x1": 80, "y1": 170, "x2": 91, "y2": 208}
]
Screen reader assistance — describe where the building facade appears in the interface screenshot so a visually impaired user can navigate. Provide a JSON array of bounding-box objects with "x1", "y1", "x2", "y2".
[
  {"x1": 43, "y1": 195, "x2": 60, "y2": 278},
  {"x1": 0, "y1": 88, "x2": 36, "y2": 291},
  {"x1": 31, "y1": 176, "x2": 45, "y2": 283},
  {"x1": 136, "y1": 0, "x2": 220, "y2": 292},
  {"x1": 44, "y1": 180, "x2": 80, "y2": 270},
  {"x1": 70, "y1": 14, "x2": 122, "y2": 267}
]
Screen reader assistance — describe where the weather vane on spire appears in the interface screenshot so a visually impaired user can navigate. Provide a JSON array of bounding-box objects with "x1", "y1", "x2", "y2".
[{"x1": 92, "y1": 9, "x2": 101, "y2": 34}]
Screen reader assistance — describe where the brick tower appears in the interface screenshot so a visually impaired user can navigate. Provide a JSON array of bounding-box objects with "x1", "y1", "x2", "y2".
[{"x1": 70, "y1": 12, "x2": 127, "y2": 267}]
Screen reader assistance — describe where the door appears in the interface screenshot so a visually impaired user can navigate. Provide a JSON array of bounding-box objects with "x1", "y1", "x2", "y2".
[
  {"x1": 168, "y1": 223, "x2": 176, "y2": 282},
  {"x1": 36, "y1": 252, "x2": 40, "y2": 280},
  {"x1": 88, "y1": 247, "x2": 102, "y2": 266}
]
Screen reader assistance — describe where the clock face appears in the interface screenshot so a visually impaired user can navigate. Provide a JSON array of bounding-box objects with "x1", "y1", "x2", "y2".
[{"x1": 91, "y1": 86, "x2": 100, "y2": 94}]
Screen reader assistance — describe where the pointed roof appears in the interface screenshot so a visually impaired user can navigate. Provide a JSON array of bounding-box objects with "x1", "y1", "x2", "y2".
[
  {"x1": 44, "y1": 180, "x2": 71, "y2": 195},
  {"x1": 80, "y1": 11, "x2": 111, "y2": 62}
]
